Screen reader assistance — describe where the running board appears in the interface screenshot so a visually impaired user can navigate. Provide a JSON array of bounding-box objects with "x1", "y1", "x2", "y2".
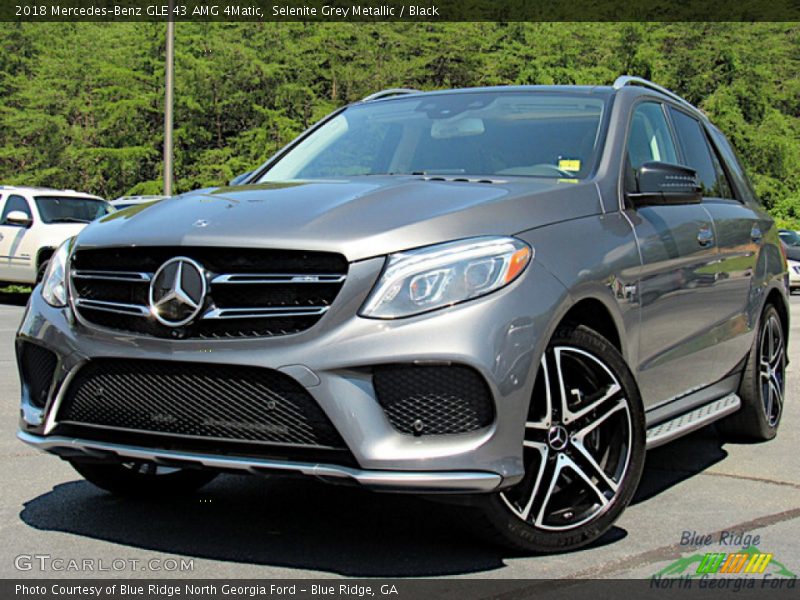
[{"x1": 646, "y1": 393, "x2": 741, "y2": 449}]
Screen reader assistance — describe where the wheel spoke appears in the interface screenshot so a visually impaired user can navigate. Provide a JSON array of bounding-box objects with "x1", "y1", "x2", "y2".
[
  {"x1": 767, "y1": 318, "x2": 775, "y2": 360},
  {"x1": 760, "y1": 358, "x2": 770, "y2": 378},
  {"x1": 568, "y1": 434, "x2": 621, "y2": 496},
  {"x1": 519, "y1": 443, "x2": 549, "y2": 521},
  {"x1": 524, "y1": 421, "x2": 549, "y2": 444},
  {"x1": 554, "y1": 347, "x2": 623, "y2": 426},
  {"x1": 542, "y1": 351, "x2": 564, "y2": 425},
  {"x1": 500, "y1": 443, "x2": 549, "y2": 522},
  {"x1": 770, "y1": 319, "x2": 782, "y2": 362},
  {"x1": 768, "y1": 376, "x2": 784, "y2": 425},
  {"x1": 569, "y1": 387, "x2": 626, "y2": 434},
  {"x1": 555, "y1": 454, "x2": 610, "y2": 513},
  {"x1": 526, "y1": 356, "x2": 554, "y2": 431},
  {"x1": 571, "y1": 398, "x2": 628, "y2": 447},
  {"x1": 532, "y1": 454, "x2": 563, "y2": 527}
]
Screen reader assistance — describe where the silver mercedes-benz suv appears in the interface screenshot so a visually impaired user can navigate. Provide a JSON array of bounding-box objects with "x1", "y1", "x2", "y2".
[{"x1": 16, "y1": 77, "x2": 789, "y2": 552}]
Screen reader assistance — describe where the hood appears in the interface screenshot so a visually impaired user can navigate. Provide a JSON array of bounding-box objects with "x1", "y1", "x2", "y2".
[{"x1": 76, "y1": 176, "x2": 602, "y2": 261}]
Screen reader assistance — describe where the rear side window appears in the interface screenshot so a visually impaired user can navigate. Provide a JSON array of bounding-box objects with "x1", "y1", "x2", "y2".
[
  {"x1": 1, "y1": 195, "x2": 32, "y2": 224},
  {"x1": 707, "y1": 126, "x2": 757, "y2": 203},
  {"x1": 668, "y1": 108, "x2": 733, "y2": 199}
]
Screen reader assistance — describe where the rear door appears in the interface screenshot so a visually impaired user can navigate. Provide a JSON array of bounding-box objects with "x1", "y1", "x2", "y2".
[
  {"x1": 0, "y1": 194, "x2": 35, "y2": 282},
  {"x1": 667, "y1": 106, "x2": 764, "y2": 375},
  {"x1": 623, "y1": 101, "x2": 722, "y2": 407}
]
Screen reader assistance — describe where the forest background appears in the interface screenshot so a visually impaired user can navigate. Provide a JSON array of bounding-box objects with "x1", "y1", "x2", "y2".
[{"x1": 1, "y1": 22, "x2": 798, "y2": 226}]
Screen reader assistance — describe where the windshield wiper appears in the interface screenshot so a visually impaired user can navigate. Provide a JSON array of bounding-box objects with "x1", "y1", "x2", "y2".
[{"x1": 49, "y1": 217, "x2": 91, "y2": 224}]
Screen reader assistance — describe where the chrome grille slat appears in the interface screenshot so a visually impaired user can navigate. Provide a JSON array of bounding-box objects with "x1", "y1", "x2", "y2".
[
  {"x1": 74, "y1": 298, "x2": 150, "y2": 316},
  {"x1": 212, "y1": 273, "x2": 346, "y2": 284},
  {"x1": 73, "y1": 270, "x2": 152, "y2": 282},
  {"x1": 203, "y1": 306, "x2": 329, "y2": 320}
]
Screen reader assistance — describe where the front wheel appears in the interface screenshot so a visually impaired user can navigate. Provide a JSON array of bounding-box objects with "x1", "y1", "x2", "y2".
[
  {"x1": 70, "y1": 460, "x2": 218, "y2": 497},
  {"x1": 461, "y1": 325, "x2": 646, "y2": 552}
]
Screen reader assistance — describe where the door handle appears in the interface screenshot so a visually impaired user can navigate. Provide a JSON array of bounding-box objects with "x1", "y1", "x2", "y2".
[{"x1": 697, "y1": 227, "x2": 714, "y2": 247}]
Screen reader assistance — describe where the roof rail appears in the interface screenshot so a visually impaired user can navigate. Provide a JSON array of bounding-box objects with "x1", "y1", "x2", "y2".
[
  {"x1": 612, "y1": 76, "x2": 698, "y2": 112},
  {"x1": 361, "y1": 88, "x2": 421, "y2": 102}
]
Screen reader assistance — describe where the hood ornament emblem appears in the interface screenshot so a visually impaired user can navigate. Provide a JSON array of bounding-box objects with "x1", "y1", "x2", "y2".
[{"x1": 148, "y1": 257, "x2": 207, "y2": 327}]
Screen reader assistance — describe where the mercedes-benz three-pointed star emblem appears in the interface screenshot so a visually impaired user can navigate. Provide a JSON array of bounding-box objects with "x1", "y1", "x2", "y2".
[
  {"x1": 148, "y1": 257, "x2": 207, "y2": 327},
  {"x1": 547, "y1": 425, "x2": 569, "y2": 451}
]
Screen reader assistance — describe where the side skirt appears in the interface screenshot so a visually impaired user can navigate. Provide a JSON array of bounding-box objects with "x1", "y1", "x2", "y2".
[{"x1": 645, "y1": 393, "x2": 741, "y2": 449}]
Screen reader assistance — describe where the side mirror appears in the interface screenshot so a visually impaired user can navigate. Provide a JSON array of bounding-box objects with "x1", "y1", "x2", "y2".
[
  {"x1": 228, "y1": 171, "x2": 253, "y2": 186},
  {"x1": 4, "y1": 210, "x2": 32, "y2": 227},
  {"x1": 628, "y1": 161, "x2": 702, "y2": 207}
]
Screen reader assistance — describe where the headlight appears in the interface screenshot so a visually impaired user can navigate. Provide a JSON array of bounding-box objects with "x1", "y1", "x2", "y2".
[
  {"x1": 360, "y1": 236, "x2": 532, "y2": 319},
  {"x1": 41, "y1": 237, "x2": 74, "y2": 307}
]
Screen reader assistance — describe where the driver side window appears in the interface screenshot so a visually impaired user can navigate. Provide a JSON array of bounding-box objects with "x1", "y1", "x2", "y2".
[{"x1": 625, "y1": 102, "x2": 678, "y2": 190}]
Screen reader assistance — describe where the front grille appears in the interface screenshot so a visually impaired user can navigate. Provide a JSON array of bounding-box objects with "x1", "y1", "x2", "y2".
[
  {"x1": 372, "y1": 364, "x2": 494, "y2": 436},
  {"x1": 70, "y1": 247, "x2": 348, "y2": 339},
  {"x1": 56, "y1": 359, "x2": 347, "y2": 449},
  {"x1": 18, "y1": 342, "x2": 58, "y2": 408}
]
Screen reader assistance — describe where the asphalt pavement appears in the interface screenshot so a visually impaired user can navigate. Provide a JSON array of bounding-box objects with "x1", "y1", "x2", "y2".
[{"x1": 0, "y1": 290, "x2": 798, "y2": 579}]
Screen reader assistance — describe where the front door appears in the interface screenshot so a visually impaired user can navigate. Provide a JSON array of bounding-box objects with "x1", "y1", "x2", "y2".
[{"x1": 623, "y1": 101, "x2": 723, "y2": 407}]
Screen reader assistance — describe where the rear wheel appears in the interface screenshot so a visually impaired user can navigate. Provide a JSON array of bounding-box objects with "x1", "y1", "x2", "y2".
[
  {"x1": 461, "y1": 325, "x2": 645, "y2": 552},
  {"x1": 70, "y1": 460, "x2": 218, "y2": 497},
  {"x1": 719, "y1": 303, "x2": 786, "y2": 442}
]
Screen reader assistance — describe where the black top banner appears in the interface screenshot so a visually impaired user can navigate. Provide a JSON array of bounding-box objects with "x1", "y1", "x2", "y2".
[{"x1": 4, "y1": 0, "x2": 800, "y2": 22}]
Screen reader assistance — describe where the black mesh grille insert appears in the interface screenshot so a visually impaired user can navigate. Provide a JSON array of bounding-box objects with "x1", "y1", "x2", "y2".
[
  {"x1": 372, "y1": 364, "x2": 494, "y2": 436},
  {"x1": 18, "y1": 342, "x2": 58, "y2": 408},
  {"x1": 71, "y1": 247, "x2": 348, "y2": 339},
  {"x1": 57, "y1": 359, "x2": 346, "y2": 449}
]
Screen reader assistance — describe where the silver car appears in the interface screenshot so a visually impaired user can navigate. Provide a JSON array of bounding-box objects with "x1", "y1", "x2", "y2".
[{"x1": 16, "y1": 78, "x2": 789, "y2": 552}]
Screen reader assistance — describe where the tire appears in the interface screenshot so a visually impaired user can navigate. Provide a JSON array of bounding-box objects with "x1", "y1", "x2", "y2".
[
  {"x1": 36, "y1": 261, "x2": 49, "y2": 284},
  {"x1": 70, "y1": 460, "x2": 218, "y2": 498},
  {"x1": 458, "y1": 325, "x2": 646, "y2": 553},
  {"x1": 718, "y1": 304, "x2": 786, "y2": 442}
]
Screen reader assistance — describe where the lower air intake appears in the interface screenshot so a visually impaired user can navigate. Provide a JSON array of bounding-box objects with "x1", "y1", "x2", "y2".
[
  {"x1": 372, "y1": 364, "x2": 494, "y2": 436},
  {"x1": 57, "y1": 359, "x2": 346, "y2": 449},
  {"x1": 18, "y1": 342, "x2": 58, "y2": 408}
]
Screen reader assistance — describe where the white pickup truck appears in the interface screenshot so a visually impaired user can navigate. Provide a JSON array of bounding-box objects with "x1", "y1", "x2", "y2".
[{"x1": 0, "y1": 186, "x2": 113, "y2": 285}]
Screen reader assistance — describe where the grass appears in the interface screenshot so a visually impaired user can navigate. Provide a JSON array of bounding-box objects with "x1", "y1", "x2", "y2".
[{"x1": 0, "y1": 284, "x2": 32, "y2": 294}]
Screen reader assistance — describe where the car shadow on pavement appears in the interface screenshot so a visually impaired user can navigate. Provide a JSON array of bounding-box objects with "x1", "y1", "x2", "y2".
[
  {"x1": 633, "y1": 425, "x2": 728, "y2": 504},
  {"x1": 19, "y1": 472, "x2": 626, "y2": 576}
]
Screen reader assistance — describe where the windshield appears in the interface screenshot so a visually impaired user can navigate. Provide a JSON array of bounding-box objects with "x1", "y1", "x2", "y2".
[
  {"x1": 258, "y1": 92, "x2": 607, "y2": 181},
  {"x1": 780, "y1": 230, "x2": 800, "y2": 246},
  {"x1": 35, "y1": 196, "x2": 112, "y2": 224}
]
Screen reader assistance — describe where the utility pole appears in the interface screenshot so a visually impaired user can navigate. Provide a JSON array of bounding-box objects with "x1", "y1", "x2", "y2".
[{"x1": 163, "y1": 1, "x2": 175, "y2": 196}]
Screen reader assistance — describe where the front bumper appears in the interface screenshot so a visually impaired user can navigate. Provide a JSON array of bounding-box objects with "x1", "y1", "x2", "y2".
[
  {"x1": 17, "y1": 431, "x2": 501, "y2": 493},
  {"x1": 16, "y1": 257, "x2": 568, "y2": 492}
]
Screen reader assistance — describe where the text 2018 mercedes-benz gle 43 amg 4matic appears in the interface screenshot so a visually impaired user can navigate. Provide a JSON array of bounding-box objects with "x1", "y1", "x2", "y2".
[{"x1": 17, "y1": 78, "x2": 789, "y2": 551}]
